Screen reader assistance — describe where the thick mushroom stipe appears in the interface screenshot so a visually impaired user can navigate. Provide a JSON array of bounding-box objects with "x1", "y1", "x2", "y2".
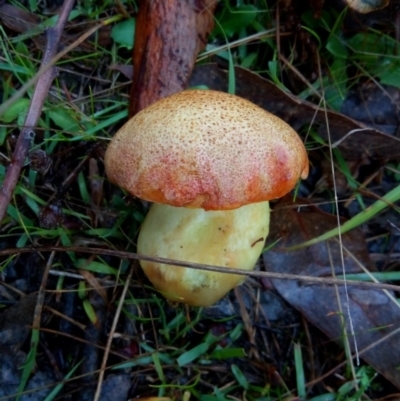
[
  {"x1": 138, "y1": 202, "x2": 270, "y2": 307},
  {"x1": 105, "y1": 89, "x2": 309, "y2": 210}
]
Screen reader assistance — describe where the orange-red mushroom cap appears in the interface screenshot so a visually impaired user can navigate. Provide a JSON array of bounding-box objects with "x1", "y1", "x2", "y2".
[{"x1": 105, "y1": 90, "x2": 308, "y2": 210}]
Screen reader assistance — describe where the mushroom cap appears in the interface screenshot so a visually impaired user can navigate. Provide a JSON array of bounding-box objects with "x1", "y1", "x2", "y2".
[{"x1": 105, "y1": 89, "x2": 308, "y2": 210}]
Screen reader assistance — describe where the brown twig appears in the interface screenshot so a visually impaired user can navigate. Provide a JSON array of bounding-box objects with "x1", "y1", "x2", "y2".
[
  {"x1": 1, "y1": 245, "x2": 400, "y2": 292},
  {"x1": 93, "y1": 264, "x2": 134, "y2": 401},
  {"x1": 0, "y1": 19, "x2": 115, "y2": 119},
  {"x1": 0, "y1": 0, "x2": 76, "y2": 226}
]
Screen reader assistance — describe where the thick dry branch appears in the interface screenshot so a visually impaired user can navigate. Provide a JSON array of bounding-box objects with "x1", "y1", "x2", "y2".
[{"x1": 0, "y1": 0, "x2": 76, "y2": 226}]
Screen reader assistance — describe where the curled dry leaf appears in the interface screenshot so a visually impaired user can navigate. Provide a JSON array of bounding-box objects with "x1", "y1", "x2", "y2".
[
  {"x1": 39, "y1": 201, "x2": 64, "y2": 229},
  {"x1": 108, "y1": 64, "x2": 134, "y2": 80},
  {"x1": 344, "y1": 0, "x2": 390, "y2": 13},
  {"x1": 0, "y1": 3, "x2": 41, "y2": 33},
  {"x1": 28, "y1": 149, "x2": 52, "y2": 175},
  {"x1": 262, "y1": 196, "x2": 400, "y2": 389},
  {"x1": 189, "y1": 63, "x2": 400, "y2": 161},
  {"x1": 78, "y1": 269, "x2": 108, "y2": 305},
  {"x1": 0, "y1": 2, "x2": 111, "y2": 51},
  {"x1": 88, "y1": 158, "x2": 103, "y2": 208}
]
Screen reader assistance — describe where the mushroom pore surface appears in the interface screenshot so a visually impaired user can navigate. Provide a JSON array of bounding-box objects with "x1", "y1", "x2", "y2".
[{"x1": 104, "y1": 89, "x2": 308, "y2": 210}]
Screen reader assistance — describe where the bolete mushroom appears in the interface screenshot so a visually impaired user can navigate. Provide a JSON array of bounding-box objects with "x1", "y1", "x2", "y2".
[{"x1": 105, "y1": 90, "x2": 308, "y2": 307}]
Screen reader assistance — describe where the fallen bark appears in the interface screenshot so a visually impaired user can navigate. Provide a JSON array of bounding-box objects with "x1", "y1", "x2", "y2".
[{"x1": 129, "y1": 0, "x2": 217, "y2": 115}]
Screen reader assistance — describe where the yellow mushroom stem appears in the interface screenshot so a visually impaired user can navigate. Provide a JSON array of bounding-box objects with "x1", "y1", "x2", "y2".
[{"x1": 137, "y1": 201, "x2": 270, "y2": 307}]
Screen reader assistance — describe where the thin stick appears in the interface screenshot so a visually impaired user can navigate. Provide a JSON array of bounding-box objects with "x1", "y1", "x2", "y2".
[
  {"x1": 316, "y1": 52, "x2": 359, "y2": 365},
  {"x1": 0, "y1": 0, "x2": 76, "y2": 225},
  {"x1": 0, "y1": 17, "x2": 119, "y2": 119},
  {"x1": 93, "y1": 264, "x2": 134, "y2": 401},
  {"x1": 1, "y1": 245, "x2": 400, "y2": 292}
]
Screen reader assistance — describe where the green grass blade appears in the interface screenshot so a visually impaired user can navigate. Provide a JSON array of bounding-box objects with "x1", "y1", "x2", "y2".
[
  {"x1": 177, "y1": 342, "x2": 210, "y2": 367},
  {"x1": 210, "y1": 347, "x2": 246, "y2": 360},
  {"x1": 231, "y1": 364, "x2": 249, "y2": 390},
  {"x1": 152, "y1": 352, "x2": 166, "y2": 396},
  {"x1": 75, "y1": 258, "x2": 118, "y2": 275},
  {"x1": 43, "y1": 360, "x2": 82, "y2": 401},
  {"x1": 82, "y1": 299, "x2": 97, "y2": 324},
  {"x1": 16, "y1": 329, "x2": 39, "y2": 401},
  {"x1": 294, "y1": 343, "x2": 306, "y2": 398},
  {"x1": 177, "y1": 333, "x2": 217, "y2": 367},
  {"x1": 288, "y1": 183, "x2": 400, "y2": 250},
  {"x1": 112, "y1": 355, "x2": 153, "y2": 369}
]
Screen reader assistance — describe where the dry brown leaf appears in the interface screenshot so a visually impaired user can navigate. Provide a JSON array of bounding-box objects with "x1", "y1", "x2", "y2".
[
  {"x1": 0, "y1": 293, "x2": 37, "y2": 348},
  {"x1": 0, "y1": 3, "x2": 41, "y2": 33},
  {"x1": 78, "y1": 269, "x2": 108, "y2": 305},
  {"x1": 262, "y1": 196, "x2": 400, "y2": 389},
  {"x1": 189, "y1": 63, "x2": 400, "y2": 160}
]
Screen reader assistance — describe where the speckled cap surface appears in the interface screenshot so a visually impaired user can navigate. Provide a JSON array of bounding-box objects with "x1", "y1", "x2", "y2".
[{"x1": 105, "y1": 90, "x2": 309, "y2": 210}]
